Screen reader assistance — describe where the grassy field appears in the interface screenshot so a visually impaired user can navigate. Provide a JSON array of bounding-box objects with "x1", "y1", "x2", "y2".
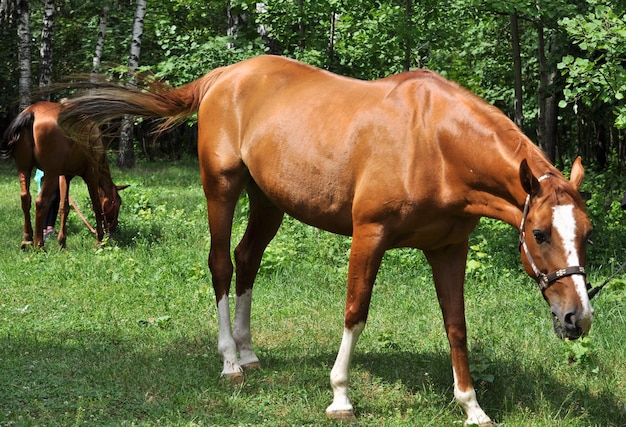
[{"x1": 0, "y1": 158, "x2": 625, "y2": 426}]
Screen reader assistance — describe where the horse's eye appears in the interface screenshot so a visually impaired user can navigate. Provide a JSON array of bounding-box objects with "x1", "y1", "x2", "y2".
[{"x1": 533, "y1": 230, "x2": 548, "y2": 244}]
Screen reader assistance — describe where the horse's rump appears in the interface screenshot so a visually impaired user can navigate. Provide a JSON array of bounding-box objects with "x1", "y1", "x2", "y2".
[{"x1": 1, "y1": 110, "x2": 35, "y2": 159}]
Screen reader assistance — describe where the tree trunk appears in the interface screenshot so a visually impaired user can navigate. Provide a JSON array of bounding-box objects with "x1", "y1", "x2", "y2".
[
  {"x1": 536, "y1": 25, "x2": 557, "y2": 162},
  {"x1": 544, "y1": 32, "x2": 559, "y2": 163},
  {"x1": 544, "y1": 69, "x2": 558, "y2": 163},
  {"x1": 226, "y1": 0, "x2": 246, "y2": 49},
  {"x1": 92, "y1": 6, "x2": 109, "y2": 76},
  {"x1": 39, "y1": 0, "x2": 55, "y2": 101},
  {"x1": 328, "y1": 11, "x2": 336, "y2": 70},
  {"x1": 256, "y1": 3, "x2": 278, "y2": 54},
  {"x1": 0, "y1": 0, "x2": 12, "y2": 24},
  {"x1": 404, "y1": 0, "x2": 412, "y2": 71},
  {"x1": 510, "y1": 11, "x2": 523, "y2": 130},
  {"x1": 16, "y1": 0, "x2": 30, "y2": 111},
  {"x1": 118, "y1": 0, "x2": 146, "y2": 169},
  {"x1": 297, "y1": 0, "x2": 304, "y2": 53}
]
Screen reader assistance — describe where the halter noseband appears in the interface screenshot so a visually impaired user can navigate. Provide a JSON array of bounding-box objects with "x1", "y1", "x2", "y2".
[{"x1": 518, "y1": 174, "x2": 586, "y2": 292}]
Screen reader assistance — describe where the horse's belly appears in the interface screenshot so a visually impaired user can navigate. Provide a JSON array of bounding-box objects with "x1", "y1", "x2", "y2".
[{"x1": 255, "y1": 174, "x2": 355, "y2": 235}]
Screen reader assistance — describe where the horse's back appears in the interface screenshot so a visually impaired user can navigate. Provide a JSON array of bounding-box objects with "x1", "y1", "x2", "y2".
[{"x1": 197, "y1": 56, "x2": 497, "y2": 239}]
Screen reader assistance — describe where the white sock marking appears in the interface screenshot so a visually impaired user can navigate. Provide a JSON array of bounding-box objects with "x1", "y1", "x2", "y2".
[
  {"x1": 234, "y1": 289, "x2": 259, "y2": 367},
  {"x1": 326, "y1": 323, "x2": 365, "y2": 416},
  {"x1": 217, "y1": 294, "x2": 241, "y2": 376},
  {"x1": 452, "y1": 368, "x2": 492, "y2": 425}
]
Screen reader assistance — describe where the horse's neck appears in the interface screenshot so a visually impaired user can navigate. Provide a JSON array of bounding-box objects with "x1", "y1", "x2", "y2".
[
  {"x1": 96, "y1": 163, "x2": 115, "y2": 199},
  {"x1": 463, "y1": 144, "x2": 552, "y2": 228},
  {"x1": 464, "y1": 176, "x2": 525, "y2": 228}
]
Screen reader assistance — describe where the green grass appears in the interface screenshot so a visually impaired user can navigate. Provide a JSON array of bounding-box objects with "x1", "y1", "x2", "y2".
[{"x1": 0, "y1": 159, "x2": 625, "y2": 426}]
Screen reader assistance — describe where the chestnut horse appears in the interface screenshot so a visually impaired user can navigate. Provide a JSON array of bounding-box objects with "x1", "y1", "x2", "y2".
[
  {"x1": 1, "y1": 101, "x2": 126, "y2": 249},
  {"x1": 58, "y1": 55, "x2": 593, "y2": 426}
]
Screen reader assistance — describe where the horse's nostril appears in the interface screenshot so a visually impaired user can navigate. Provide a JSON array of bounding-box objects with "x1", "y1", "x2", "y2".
[{"x1": 564, "y1": 312, "x2": 575, "y2": 327}]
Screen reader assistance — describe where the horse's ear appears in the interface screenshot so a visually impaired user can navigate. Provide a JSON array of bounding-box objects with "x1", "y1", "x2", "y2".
[
  {"x1": 569, "y1": 156, "x2": 585, "y2": 190},
  {"x1": 519, "y1": 159, "x2": 539, "y2": 195},
  {"x1": 116, "y1": 184, "x2": 130, "y2": 191}
]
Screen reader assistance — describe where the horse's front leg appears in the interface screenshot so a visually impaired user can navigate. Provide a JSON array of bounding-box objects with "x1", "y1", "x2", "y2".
[
  {"x1": 18, "y1": 170, "x2": 33, "y2": 249},
  {"x1": 57, "y1": 176, "x2": 70, "y2": 248},
  {"x1": 233, "y1": 187, "x2": 283, "y2": 369},
  {"x1": 85, "y1": 179, "x2": 105, "y2": 244},
  {"x1": 425, "y1": 241, "x2": 494, "y2": 427},
  {"x1": 326, "y1": 223, "x2": 386, "y2": 420}
]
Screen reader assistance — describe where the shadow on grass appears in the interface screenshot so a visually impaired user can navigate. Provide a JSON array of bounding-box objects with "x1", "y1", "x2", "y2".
[
  {"x1": 352, "y1": 348, "x2": 625, "y2": 425},
  {"x1": 0, "y1": 330, "x2": 263, "y2": 425},
  {"x1": 1, "y1": 330, "x2": 624, "y2": 426}
]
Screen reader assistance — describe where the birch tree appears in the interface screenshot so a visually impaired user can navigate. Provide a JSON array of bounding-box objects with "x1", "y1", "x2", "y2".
[
  {"x1": 92, "y1": 6, "x2": 109, "y2": 76},
  {"x1": 0, "y1": 0, "x2": 13, "y2": 23},
  {"x1": 510, "y1": 11, "x2": 523, "y2": 129},
  {"x1": 16, "y1": 0, "x2": 30, "y2": 111},
  {"x1": 39, "y1": 0, "x2": 55, "y2": 100},
  {"x1": 118, "y1": 0, "x2": 147, "y2": 169}
]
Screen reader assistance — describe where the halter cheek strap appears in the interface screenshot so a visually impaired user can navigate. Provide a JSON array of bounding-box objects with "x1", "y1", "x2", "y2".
[{"x1": 518, "y1": 174, "x2": 587, "y2": 292}]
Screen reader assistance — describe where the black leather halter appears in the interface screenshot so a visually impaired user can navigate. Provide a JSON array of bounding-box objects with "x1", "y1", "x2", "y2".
[{"x1": 518, "y1": 175, "x2": 587, "y2": 292}]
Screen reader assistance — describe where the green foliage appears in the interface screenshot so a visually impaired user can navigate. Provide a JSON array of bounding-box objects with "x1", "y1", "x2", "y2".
[
  {"x1": 469, "y1": 344, "x2": 496, "y2": 384},
  {"x1": 558, "y1": 0, "x2": 626, "y2": 128},
  {"x1": 578, "y1": 163, "x2": 626, "y2": 265},
  {"x1": 4, "y1": 0, "x2": 626, "y2": 167},
  {"x1": 564, "y1": 336, "x2": 598, "y2": 367}
]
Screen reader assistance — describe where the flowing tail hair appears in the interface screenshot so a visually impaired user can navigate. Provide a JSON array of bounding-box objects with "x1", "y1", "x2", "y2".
[
  {"x1": 1, "y1": 110, "x2": 35, "y2": 160},
  {"x1": 58, "y1": 67, "x2": 227, "y2": 141}
]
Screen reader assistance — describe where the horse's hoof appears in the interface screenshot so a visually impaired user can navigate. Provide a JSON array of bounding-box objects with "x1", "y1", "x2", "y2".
[
  {"x1": 326, "y1": 409, "x2": 355, "y2": 421},
  {"x1": 242, "y1": 361, "x2": 261, "y2": 371},
  {"x1": 466, "y1": 421, "x2": 497, "y2": 427},
  {"x1": 20, "y1": 241, "x2": 33, "y2": 250},
  {"x1": 221, "y1": 371, "x2": 244, "y2": 385}
]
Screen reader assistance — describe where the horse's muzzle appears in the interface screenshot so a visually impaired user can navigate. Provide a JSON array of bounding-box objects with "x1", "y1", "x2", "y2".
[{"x1": 552, "y1": 313, "x2": 585, "y2": 340}]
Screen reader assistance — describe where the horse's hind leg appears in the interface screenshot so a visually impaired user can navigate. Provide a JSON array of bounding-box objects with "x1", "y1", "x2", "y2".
[
  {"x1": 203, "y1": 163, "x2": 251, "y2": 381},
  {"x1": 18, "y1": 170, "x2": 33, "y2": 249},
  {"x1": 233, "y1": 183, "x2": 284, "y2": 370},
  {"x1": 57, "y1": 176, "x2": 70, "y2": 248},
  {"x1": 208, "y1": 194, "x2": 243, "y2": 380},
  {"x1": 34, "y1": 174, "x2": 59, "y2": 248}
]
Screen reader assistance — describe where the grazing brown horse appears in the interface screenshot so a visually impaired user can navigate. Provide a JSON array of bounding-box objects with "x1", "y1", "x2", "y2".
[
  {"x1": 1, "y1": 101, "x2": 126, "y2": 249},
  {"x1": 58, "y1": 55, "x2": 593, "y2": 426}
]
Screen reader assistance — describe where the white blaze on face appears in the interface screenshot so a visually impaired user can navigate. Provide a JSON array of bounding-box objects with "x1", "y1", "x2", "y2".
[{"x1": 552, "y1": 204, "x2": 594, "y2": 321}]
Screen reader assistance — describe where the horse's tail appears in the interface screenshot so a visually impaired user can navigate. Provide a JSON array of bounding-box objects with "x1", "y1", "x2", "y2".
[
  {"x1": 0, "y1": 110, "x2": 35, "y2": 160},
  {"x1": 58, "y1": 67, "x2": 227, "y2": 137}
]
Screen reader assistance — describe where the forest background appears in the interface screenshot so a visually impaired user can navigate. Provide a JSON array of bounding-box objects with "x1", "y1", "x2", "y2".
[
  {"x1": 1, "y1": 0, "x2": 626, "y2": 261},
  {"x1": 1, "y1": 0, "x2": 626, "y2": 168},
  {"x1": 0, "y1": 0, "x2": 626, "y2": 265}
]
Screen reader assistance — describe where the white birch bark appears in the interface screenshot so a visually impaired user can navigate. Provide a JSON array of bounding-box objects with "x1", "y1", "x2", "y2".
[
  {"x1": 17, "y1": 0, "x2": 30, "y2": 111},
  {"x1": 39, "y1": 0, "x2": 55, "y2": 100},
  {"x1": 118, "y1": 0, "x2": 146, "y2": 168},
  {"x1": 92, "y1": 6, "x2": 109, "y2": 76}
]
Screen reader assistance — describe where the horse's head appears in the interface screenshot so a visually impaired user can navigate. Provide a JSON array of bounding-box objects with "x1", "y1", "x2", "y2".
[
  {"x1": 518, "y1": 157, "x2": 593, "y2": 340},
  {"x1": 100, "y1": 184, "x2": 129, "y2": 232}
]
